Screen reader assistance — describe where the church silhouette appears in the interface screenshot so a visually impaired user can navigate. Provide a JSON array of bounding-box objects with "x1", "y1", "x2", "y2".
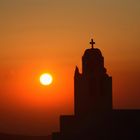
[{"x1": 52, "y1": 39, "x2": 140, "y2": 140}]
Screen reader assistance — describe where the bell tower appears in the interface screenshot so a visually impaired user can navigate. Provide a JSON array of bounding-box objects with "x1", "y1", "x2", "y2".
[{"x1": 74, "y1": 39, "x2": 112, "y2": 116}]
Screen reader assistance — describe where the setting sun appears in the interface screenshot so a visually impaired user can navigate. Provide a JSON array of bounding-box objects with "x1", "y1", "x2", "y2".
[{"x1": 40, "y1": 73, "x2": 53, "y2": 86}]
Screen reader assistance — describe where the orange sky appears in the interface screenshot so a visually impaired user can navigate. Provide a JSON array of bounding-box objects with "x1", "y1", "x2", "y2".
[{"x1": 0, "y1": 0, "x2": 140, "y2": 136}]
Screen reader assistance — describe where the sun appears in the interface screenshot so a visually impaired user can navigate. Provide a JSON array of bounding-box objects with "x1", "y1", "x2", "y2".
[{"x1": 39, "y1": 73, "x2": 53, "y2": 86}]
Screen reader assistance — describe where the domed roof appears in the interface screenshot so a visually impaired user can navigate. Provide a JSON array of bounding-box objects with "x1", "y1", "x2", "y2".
[{"x1": 83, "y1": 48, "x2": 103, "y2": 58}]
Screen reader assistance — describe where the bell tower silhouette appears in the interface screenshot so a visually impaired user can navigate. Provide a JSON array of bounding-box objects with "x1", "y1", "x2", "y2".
[{"x1": 74, "y1": 38, "x2": 112, "y2": 116}]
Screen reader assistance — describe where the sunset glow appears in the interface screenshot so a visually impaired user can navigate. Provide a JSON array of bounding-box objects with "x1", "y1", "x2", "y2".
[{"x1": 0, "y1": 0, "x2": 140, "y2": 136}]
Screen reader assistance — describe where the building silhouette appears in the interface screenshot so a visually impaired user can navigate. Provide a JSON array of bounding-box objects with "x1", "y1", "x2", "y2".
[{"x1": 52, "y1": 39, "x2": 140, "y2": 140}]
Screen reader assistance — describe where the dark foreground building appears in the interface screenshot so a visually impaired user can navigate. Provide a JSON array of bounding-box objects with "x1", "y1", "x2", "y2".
[{"x1": 52, "y1": 39, "x2": 140, "y2": 140}]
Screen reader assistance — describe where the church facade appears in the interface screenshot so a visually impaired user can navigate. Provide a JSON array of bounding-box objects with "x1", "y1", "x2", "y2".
[{"x1": 52, "y1": 39, "x2": 140, "y2": 140}]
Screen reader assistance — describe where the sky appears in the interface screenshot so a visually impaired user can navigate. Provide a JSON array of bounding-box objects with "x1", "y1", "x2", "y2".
[{"x1": 0, "y1": 0, "x2": 140, "y2": 136}]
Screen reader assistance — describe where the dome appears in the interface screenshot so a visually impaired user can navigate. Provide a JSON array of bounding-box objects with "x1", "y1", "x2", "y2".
[
  {"x1": 83, "y1": 48, "x2": 103, "y2": 58},
  {"x1": 82, "y1": 47, "x2": 105, "y2": 76}
]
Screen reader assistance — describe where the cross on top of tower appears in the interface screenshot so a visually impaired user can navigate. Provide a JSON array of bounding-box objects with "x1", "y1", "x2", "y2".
[{"x1": 90, "y1": 38, "x2": 95, "y2": 49}]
